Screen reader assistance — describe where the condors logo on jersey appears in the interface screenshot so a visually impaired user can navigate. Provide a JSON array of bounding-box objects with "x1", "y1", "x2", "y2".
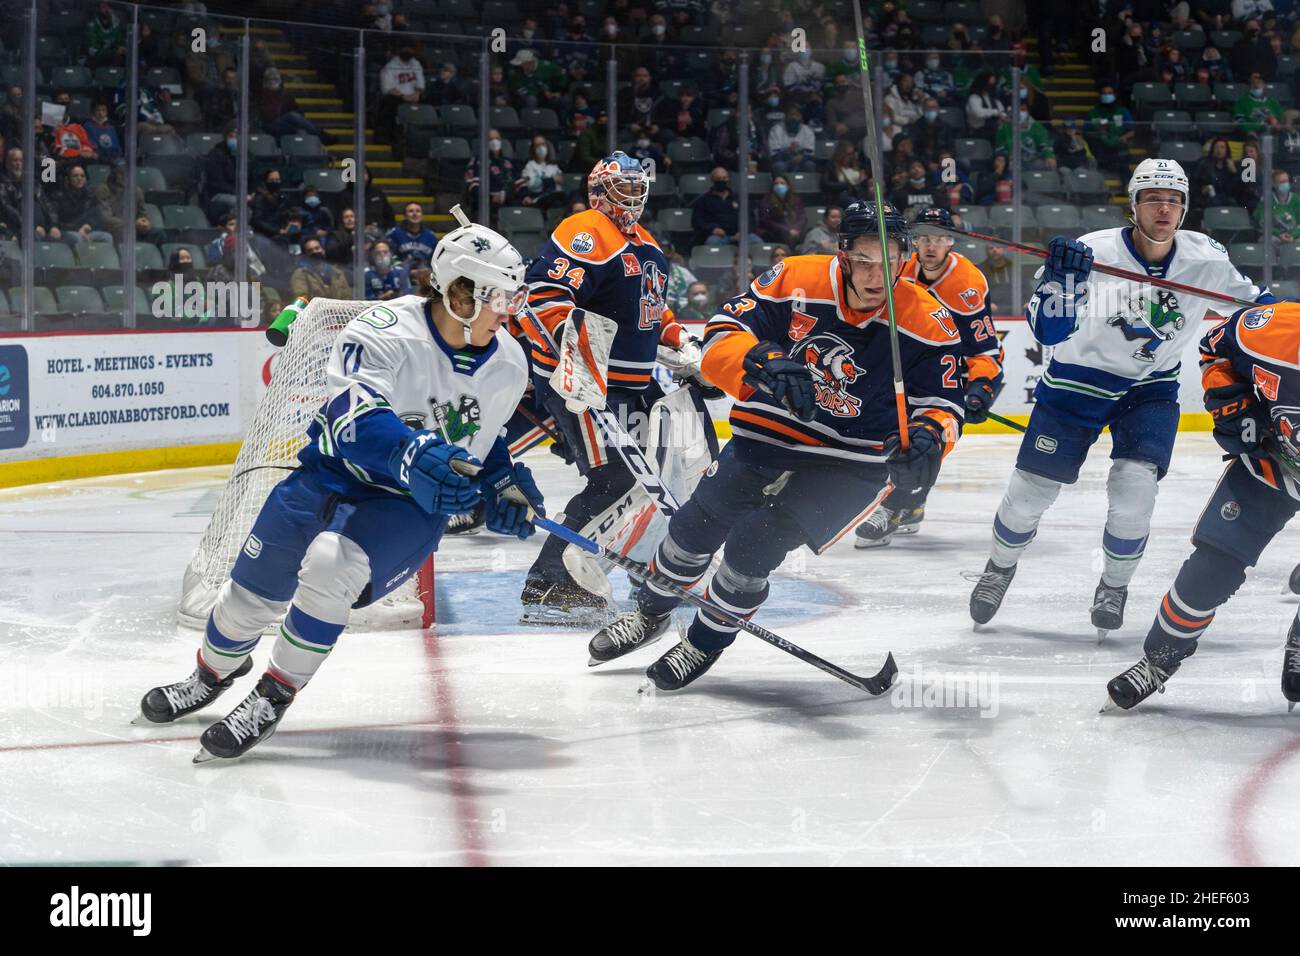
[
  {"x1": 801, "y1": 333, "x2": 864, "y2": 417},
  {"x1": 638, "y1": 260, "x2": 666, "y2": 330}
]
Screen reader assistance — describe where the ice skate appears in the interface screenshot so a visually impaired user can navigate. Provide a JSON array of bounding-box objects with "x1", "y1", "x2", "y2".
[
  {"x1": 1102, "y1": 656, "x2": 1180, "y2": 712},
  {"x1": 642, "y1": 638, "x2": 722, "y2": 692},
  {"x1": 194, "y1": 673, "x2": 297, "y2": 763},
  {"x1": 443, "y1": 501, "x2": 485, "y2": 536},
  {"x1": 519, "y1": 574, "x2": 613, "y2": 627},
  {"x1": 1091, "y1": 579, "x2": 1128, "y2": 642},
  {"x1": 136, "y1": 652, "x2": 253, "y2": 724},
  {"x1": 895, "y1": 505, "x2": 925, "y2": 535},
  {"x1": 968, "y1": 559, "x2": 1017, "y2": 627},
  {"x1": 853, "y1": 506, "x2": 901, "y2": 549},
  {"x1": 1283, "y1": 622, "x2": 1300, "y2": 713},
  {"x1": 588, "y1": 608, "x2": 673, "y2": 666}
]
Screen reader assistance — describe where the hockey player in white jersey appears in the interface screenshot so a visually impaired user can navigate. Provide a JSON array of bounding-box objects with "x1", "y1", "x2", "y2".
[
  {"x1": 968, "y1": 158, "x2": 1276, "y2": 634},
  {"x1": 138, "y1": 211, "x2": 544, "y2": 762}
]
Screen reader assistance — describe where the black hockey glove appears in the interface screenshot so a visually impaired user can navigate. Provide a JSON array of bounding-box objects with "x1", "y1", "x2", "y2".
[
  {"x1": 1205, "y1": 382, "x2": 1267, "y2": 458},
  {"x1": 742, "y1": 340, "x2": 816, "y2": 421},
  {"x1": 885, "y1": 417, "x2": 948, "y2": 494},
  {"x1": 963, "y1": 377, "x2": 999, "y2": 425}
]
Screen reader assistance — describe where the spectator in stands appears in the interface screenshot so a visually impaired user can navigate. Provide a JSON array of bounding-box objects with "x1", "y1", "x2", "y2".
[
  {"x1": 207, "y1": 212, "x2": 237, "y2": 265},
  {"x1": 1084, "y1": 85, "x2": 1135, "y2": 176},
  {"x1": 83, "y1": 101, "x2": 122, "y2": 164},
  {"x1": 291, "y1": 237, "x2": 352, "y2": 299},
  {"x1": 387, "y1": 202, "x2": 438, "y2": 269},
  {"x1": 572, "y1": 110, "x2": 608, "y2": 175},
  {"x1": 886, "y1": 131, "x2": 918, "y2": 185},
  {"x1": 782, "y1": 50, "x2": 826, "y2": 103},
  {"x1": 663, "y1": 246, "x2": 698, "y2": 312},
  {"x1": 768, "y1": 106, "x2": 815, "y2": 177},
  {"x1": 488, "y1": 64, "x2": 510, "y2": 108},
  {"x1": 692, "y1": 167, "x2": 741, "y2": 247},
  {"x1": 206, "y1": 233, "x2": 238, "y2": 287},
  {"x1": 823, "y1": 141, "x2": 865, "y2": 208},
  {"x1": 362, "y1": 167, "x2": 395, "y2": 233},
  {"x1": 1230, "y1": 20, "x2": 1273, "y2": 80},
  {"x1": 54, "y1": 166, "x2": 111, "y2": 245},
  {"x1": 1054, "y1": 118, "x2": 1094, "y2": 170},
  {"x1": 516, "y1": 135, "x2": 566, "y2": 210},
  {"x1": 464, "y1": 131, "x2": 516, "y2": 223},
  {"x1": 884, "y1": 74, "x2": 924, "y2": 129},
  {"x1": 890, "y1": 159, "x2": 942, "y2": 212},
  {"x1": 326, "y1": 207, "x2": 357, "y2": 265},
  {"x1": 771, "y1": 244, "x2": 791, "y2": 266},
  {"x1": 251, "y1": 168, "x2": 287, "y2": 237},
  {"x1": 563, "y1": 15, "x2": 599, "y2": 74},
  {"x1": 629, "y1": 132, "x2": 668, "y2": 177},
  {"x1": 0, "y1": 148, "x2": 47, "y2": 240},
  {"x1": 800, "y1": 206, "x2": 842, "y2": 255},
  {"x1": 636, "y1": 14, "x2": 677, "y2": 76},
  {"x1": 678, "y1": 281, "x2": 713, "y2": 322},
  {"x1": 975, "y1": 152, "x2": 1014, "y2": 205},
  {"x1": 1200, "y1": 45, "x2": 1233, "y2": 84},
  {"x1": 825, "y1": 74, "x2": 867, "y2": 143},
  {"x1": 427, "y1": 63, "x2": 465, "y2": 108},
  {"x1": 1021, "y1": 79, "x2": 1053, "y2": 124},
  {"x1": 202, "y1": 67, "x2": 240, "y2": 132},
  {"x1": 910, "y1": 98, "x2": 953, "y2": 162},
  {"x1": 508, "y1": 49, "x2": 564, "y2": 110},
  {"x1": 619, "y1": 67, "x2": 662, "y2": 141},
  {"x1": 1194, "y1": 137, "x2": 1246, "y2": 212},
  {"x1": 0, "y1": 86, "x2": 22, "y2": 147},
  {"x1": 93, "y1": 159, "x2": 144, "y2": 242},
  {"x1": 258, "y1": 67, "x2": 330, "y2": 142},
  {"x1": 134, "y1": 210, "x2": 165, "y2": 246},
  {"x1": 48, "y1": 96, "x2": 96, "y2": 164},
  {"x1": 915, "y1": 53, "x2": 958, "y2": 105},
  {"x1": 980, "y1": 243, "x2": 1012, "y2": 286},
  {"x1": 301, "y1": 186, "x2": 334, "y2": 240},
  {"x1": 966, "y1": 72, "x2": 1007, "y2": 139},
  {"x1": 363, "y1": 240, "x2": 410, "y2": 301},
  {"x1": 202, "y1": 122, "x2": 240, "y2": 221},
  {"x1": 825, "y1": 42, "x2": 861, "y2": 84},
  {"x1": 271, "y1": 207, "x2": 308, "y2": 264},
  {"x1": 85, "y1": 1, "x2": 127, "y2": 69},
  {"x1": 710, "y1": 110, "x2": 759, "y2": 175},
  {"x1": 1235, "y1": 72, "x2": 1296, "y2": 135},
  {"x1": 655, "y1": 88, "x2": 706, "y2": 142},
  {"x1": 755, "y1": 176, "x2": 805, "y2": 247},
  {"x1": 378, "y1": 45, "x2": 425, "y2": 142},
  {"x1": 996, "y1": 105, "x2": 1057, "y2": 170},
  {"x1": 1255, "y1": 169, "x2": 1300, "y2": 242},
  {"x1": 1240, "y1": 139, "x2": 1265, "y2": 212}
]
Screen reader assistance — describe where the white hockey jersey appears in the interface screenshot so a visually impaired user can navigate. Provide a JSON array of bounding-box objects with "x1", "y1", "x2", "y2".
[
  {"x1": 300, "y1": 294, "x2": 529, "y2": 495},
  {"x1": 1029, "y1": 227, "x2": 1266, "y2": 425}
]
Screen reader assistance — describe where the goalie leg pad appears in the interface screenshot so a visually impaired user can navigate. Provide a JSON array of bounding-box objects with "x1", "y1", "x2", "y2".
[{"x1": 550, "y1": 308, "x2": 618, "y2": 412}]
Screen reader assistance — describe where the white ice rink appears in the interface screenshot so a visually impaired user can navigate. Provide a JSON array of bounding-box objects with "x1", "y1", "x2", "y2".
[{"x1": 3, "y1": 433, "x2": 1300, "y2": 866}]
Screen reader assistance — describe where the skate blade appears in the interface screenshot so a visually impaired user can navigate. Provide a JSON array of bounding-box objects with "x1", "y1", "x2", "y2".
[
  {"x1": 853, "y1": 537, "x2": 892, "y2": 550},
  {"x1": 193, "y1": 746, "x2": 220, "y2": 764},
  {"x1": 130, "y1": 712, "x2": 150, "y2": 726},
  {"x1": 1099, "y1": 696, "x2": 1121, "y2": 714},
  {"x1": 519, "y1": 606, "x2": 614, "y2": 629},
  {"x1": 895, "y1": 525, "x2": 920, "y2": 536},
  {"x1": 1290, "y1": 701, "x2": 1297, "y2": 714},
  {"x1": 637, "y1": 678, "x2": 656, "y2": 695},
  {"x1": 1096, "y1": 628, "x2": 1109, "y2": 644}
]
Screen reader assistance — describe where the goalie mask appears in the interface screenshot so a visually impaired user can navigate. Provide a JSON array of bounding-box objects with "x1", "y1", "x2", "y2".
[
  {"x1": 588, "y1": 151, "x2": 649, "y2": 235},
  {"x1": 429, "y1": 206, "x2": 527, "y2": 345}
]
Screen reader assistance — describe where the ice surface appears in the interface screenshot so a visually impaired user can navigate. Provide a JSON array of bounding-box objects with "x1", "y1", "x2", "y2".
[{"x1": 2, "y1": 434, "x2": 1299, "y2": 866}]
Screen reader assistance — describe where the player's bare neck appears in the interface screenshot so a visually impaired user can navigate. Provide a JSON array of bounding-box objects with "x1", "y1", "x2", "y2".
[
  {"x1": 920, "y1": 254, "x2": 948, "y2": 282},
  {"x1": 1132, "y1": 229, "x2": 1173, "y2": 265}
]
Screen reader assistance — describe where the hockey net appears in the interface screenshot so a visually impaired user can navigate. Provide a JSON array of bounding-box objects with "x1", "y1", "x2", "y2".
[{"x1": 178, "y1": 297, "x2": 434, "y2": 630}]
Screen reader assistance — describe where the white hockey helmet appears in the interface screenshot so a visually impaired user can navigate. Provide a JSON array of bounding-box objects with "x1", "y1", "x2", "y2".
[
  {"x1": 429, "y1": 205, "x2": 527, "y2": 344},
  {"x1": 1127, "y1": 158, "x2": 1190, "y2": 228}
]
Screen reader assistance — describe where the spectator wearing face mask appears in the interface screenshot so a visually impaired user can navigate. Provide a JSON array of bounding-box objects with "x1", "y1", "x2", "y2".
[
  {"x1": 995, "y1": 105, "x2": 1056, "y2": 171},
  {"x1": 889, "y1": 160, "x2": 942, "y2": 212},
  {"x1": 678, "y1": 281, "x2": 714, "y2": 322},
  {"x1": 363, "y1": 240, "x2": 411, "y2": 300},
  {"x1": 1083, "y1": 85, "x2": 1134, "y2": 176},
  {"x1": 251, "y1": 169, "x2": 287, "y2": 238},
  {"x1": 1256, "y1": 169, "x2": 1300, "y2": 242},
  {"x1": 291, "y1": 237, "x2": 352, "y2": 299},
  {"x1": 464, "y1": 130, "x2": 516, "y2": 221},
  {"x1": 768, "y1": 107, "x2": 816, "y2": 176},
  {"x1": 914, "y1": 53, "x2": 957, "y2": 105},
  {"x1": 908, "y1": 98, "x2": 953, "y2": 162},
  {"x1": 755, "y1": 176, "x2": 806, "y2": 247},
  {"x1": 300, "y1": 186, "x2": 334, "y2": 239},
  {"x1": 692, "y1": 167, "x2": 741, "y2": 247},
  {"x1": 825, "y1": 74, "x2": 867, "y2": 142},
  {"x1": 515, "y1": 136, "x2": 566, "y2": 210},
  {"x1": 273, "y1": 208, "x2": 309, "y2": 263},
  {"x1": 386, "y1": 201, "x2": 439, "y2": 269},
  {"x1": 629, "y1": 132, "x2": 668, "y2": 175},
  {"x1": 884, "y1": 73, "x2": 924, "y2": 128},
  {"x1": 203, "y1": 122, "x2": 241, "y2": 221},
  {"x1": 965, "y1": 71, "x2": 1007, "y2": 139},
  {"x1": 1234, "y1": 72, "x2": 1295, "y2": 135}
]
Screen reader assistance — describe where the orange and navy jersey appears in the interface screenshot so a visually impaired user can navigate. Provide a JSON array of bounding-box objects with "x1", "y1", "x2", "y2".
[
  {"x1": 900, "y1": 250, "x2": 1003, "y2": 386},
  {"x1": 1200, "y1": 301, "x2": 1300, "y2": 500},
  {"x1": 700, "y1": 254, "x2": 965, "y2": 469},
  {"x1": 522, "y1": 208, "x2": 670, "y2": 392}
]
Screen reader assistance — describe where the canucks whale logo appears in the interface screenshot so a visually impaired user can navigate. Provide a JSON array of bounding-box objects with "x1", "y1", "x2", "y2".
[
  {"x1": 1107, "y1": 287, "x2": 1185, "y2": 363},
  {"x1": 800, "y1": 333, "x2": 864, "y2": 417}
]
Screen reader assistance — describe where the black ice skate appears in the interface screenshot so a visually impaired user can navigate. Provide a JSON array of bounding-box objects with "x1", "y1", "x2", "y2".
[
  {"x1": 136, "y1": 651, "x2": 253, "y2": 724},
  {"x1": 1282, "y1": 622, "x2": 1300, "y2": 712},
  {"x1": 1091, "y1": 580, "x2": 1128, "y2": 642},
  {"x1": 444, "y1": 501, "x2": 485, "y2": 536},
  {"x1": 853, "y1": 506, "x2": 901, "y2": 549},
  {"x1": 1102, "y1": 656, "x2": 1180, "y2": 712},
  {"x1": 895, "y1": 505, "x2": 925, "y2": 535},
  {"x1": 519, "y1": 574, "x2": 612, "y2": 627},
  {"x1": 968, "y1": 559, "x2": 1017, "y2": 626},
  {"x1": 642, "y1": 638, "x2": 722, "y2": 692},
  {"x1": 194, "y1": 673, "x2": 297, "y2": 763},
  {"x1": 588, "y1": 609, "x2": 673, "y2": 666}
]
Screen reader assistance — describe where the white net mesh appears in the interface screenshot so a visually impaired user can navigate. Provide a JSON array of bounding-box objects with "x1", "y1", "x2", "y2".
[{"x1": 178, "y1": 298, "x2": 432, "y2": 630}]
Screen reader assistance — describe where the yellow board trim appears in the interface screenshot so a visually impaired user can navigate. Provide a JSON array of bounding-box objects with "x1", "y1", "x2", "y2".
[
  {"x1": 963, "y1": 412, "x2": 1213, "y2": 435},
  {"x1": 0, "y1": 443, "x2": 241, "y2": 489}
]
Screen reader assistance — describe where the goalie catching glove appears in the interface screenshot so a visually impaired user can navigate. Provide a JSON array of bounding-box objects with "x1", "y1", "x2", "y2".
[
  {"x1": 742, "y1": 339, "x2": 816, "y2": 421},
  {"x1": 480, "y1": 460, "x2": 546, "y2": 540},
  {"x1": 389, "y1": 431, "x2": 482, "y2": 516},
  {"x1": 550, "y1": 308, "x2": 618, "y2": 412}
]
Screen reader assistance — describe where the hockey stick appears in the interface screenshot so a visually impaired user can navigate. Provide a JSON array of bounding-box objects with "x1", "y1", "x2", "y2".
[
  {"x1": 937, "y1": 225, "x2": 1260, "y2": 311},
  {"x1": 985, "y1": 410, "x2": 1027, "y2": 433},
  {"x1": 853, "y1": 0, "x2": 910, "y2": 451},
  {"x1": 513, "y1": 400, "x2": 563, "y2": 444}
]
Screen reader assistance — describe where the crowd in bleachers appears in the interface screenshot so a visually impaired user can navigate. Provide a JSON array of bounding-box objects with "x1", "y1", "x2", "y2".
[{"x1": 4, "y1": 1, "x2": 1300, "y2": 329}]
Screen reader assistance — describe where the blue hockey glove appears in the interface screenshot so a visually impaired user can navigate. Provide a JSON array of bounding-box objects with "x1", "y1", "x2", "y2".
[
  {"x1": 1205, "y1": 382, "x2": 1268, "y2": 457},
  {"x1": 389, "y1": 431, "x2": 482, "y2": 516},
  {"x1": 963, "y1": 377, "x2": 999, "y2": 425},
  {"x1": 481, "y1": 460, "x2": 546, "y2": 540},
  {"x1": 1043, "y1": 235, "x2": 1094, "y2": 288},
  {"x1": 884, "y1": 417, "x2": 947, "y2": 494},
  {"x1": 742, "y1": 339, "x2": 817, "y2": 421}
]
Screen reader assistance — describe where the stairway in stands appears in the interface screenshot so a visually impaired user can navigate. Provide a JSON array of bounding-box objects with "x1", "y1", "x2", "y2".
[{"x1": 250, "y1": 26, "x2": 452, "y2": 233}]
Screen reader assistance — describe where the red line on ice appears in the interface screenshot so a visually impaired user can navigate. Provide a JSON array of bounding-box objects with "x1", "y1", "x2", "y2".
[{"x1": 1228, "y1": 737, "x2": 1300, "y2": 866}]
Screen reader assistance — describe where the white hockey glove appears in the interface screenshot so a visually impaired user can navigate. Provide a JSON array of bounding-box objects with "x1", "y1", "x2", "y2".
[
  {"x1": 550, "y1": 308, "x2": 618, "y2": 413},
  {"x1": 656, "y1": 333, "x2": 703, "y2": 378}
]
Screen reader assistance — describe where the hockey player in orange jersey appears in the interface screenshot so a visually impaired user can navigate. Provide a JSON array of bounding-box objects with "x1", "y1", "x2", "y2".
[{"x1": 854, "y1": 206, "x2": 1004, "y2": 548}]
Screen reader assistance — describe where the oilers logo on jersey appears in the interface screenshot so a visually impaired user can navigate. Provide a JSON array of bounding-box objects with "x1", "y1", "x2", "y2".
[
  {"x1": 1242, "y1": 306, "x2": 1274, "y2": 330},
  {"x1": 801, "y1": 333, "x2": 865, "y2": 418},
  {"x1": 1106, "y1": 287, "x2": 1186, "y2": 363}
]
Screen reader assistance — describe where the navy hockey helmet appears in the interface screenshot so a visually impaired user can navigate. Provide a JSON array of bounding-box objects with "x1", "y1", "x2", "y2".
[
  {"x1": 912, "y1": 205, "x2": 957, "y2": 236},
  {"x1": 838, "y1": 199, "x2": 912, "y2": 257}
]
